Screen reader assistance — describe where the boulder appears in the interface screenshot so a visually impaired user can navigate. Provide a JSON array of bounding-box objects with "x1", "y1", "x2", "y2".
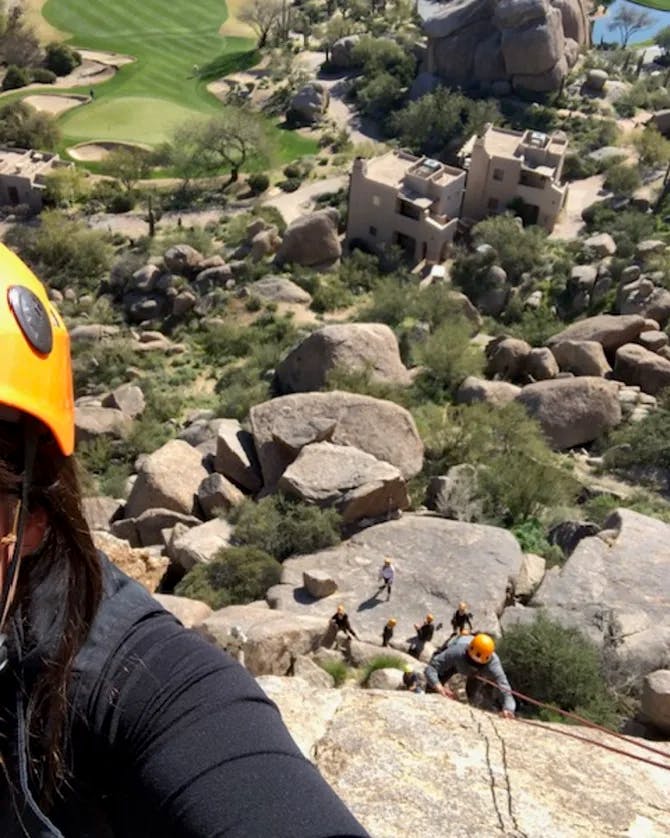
[
  {"x1": 199, "y1": 604, "x2": 327, "y2": 676},
  {"x1": 124, "y1": 439, "x2": 208, "y2": 518},
  {"x1": 249, "y1": 392, "x2": 424, "y2": 489},
  {"x1": 93, "y1": 531, "x2": 168, "y2": 592},
  {"x1": 134, "y1": 507, "x2": 201, "y2": 547},
  {"x1": 303, "y1": 569, "x2": 338, "y2": 599},
  {"x1": 167, "y1": 517, "x2": 234, "y2": 571},
  {"x1": 456, "y1": 376, "x2": 521, "y2": 407},
  {"x1": 527, "y1": 347, "x2": 559, "y2": 381},
  {"x1": 292, "y1": 655, "x2": 335, "y2": 689},
  {"x1": 501, "y1": 10, "x2": 564, "y2": 77},
  {"x1": 153, "y1": 593, "x2": 212, "y2": 628},
  {"x1": 551, "y1": 0, "x2": 588, "y2": 43},
  {"x1": 620, "y1": 284, "x2": 670, "y2": 326},
  {"x1": 278, "y1": 442, "x2": 409, "y2": 524},
  {"x1": 638, "y1": 330, "x2": 669, "y2": 352},
  {"x1": 584, "y1": 233, "x2": 616, "y2": 257},
  {"x1": 368, "y1": 668, "x2": 405, "y2": 691},
  {"x1": 550, "y1": 340, "x2": 612, "y2": 377},
  {"x1": 193, "y1": 264, "x2": 233, "y2": 294},
  {"x1": 614, "y1": 343, "x2": 670, "y2": 395},
  {"x1": 347, "y1": 639, "x2": 428, "y2": 669},
  {"x1": 75, "y1": 406, "x2": 132, "y2": 445},
  {"x1": 330, "y1": 35, "x2": 362, "y2": 69},
  {"x1": 516, "y1": 377, "x2": 621, "y2": 449},
  {"x1": 248, "y1": 275, "x2": 312, "y2": 305},
  {"x1": 485, "y1": 337, "x2": 532, "y2": 381},
  {"x1": 82, "y1": 496, "x2": 123, "y2": 532},
  {"x1": 494, "y1": 0, "x2": 550, "y2": 29},
  {"x1": 215, "y1": 419, "x2": 262, "y2": 493},
  {"x1": 546, "y1": 314, "x2": 648, "y2": 353},
  {"x1": 261, "y1": 678, "x2": 670, "y2": 835},
  {"x1": 268, "y1": 513, "x2": 523, "y2": 641},
  {"x1": 514, "y1": 553, "x2": 546, "y2": 600},
  {"x1": 586, "y1": 68, "x2": 608, "y2": 91},
  {"x1": 287, "y1": 82, "x2": 329, "y2": 124},
  {"x1": 533, "y1": 509, "x2": 670, "y2": 689},
  {"x1": 636, "y1": 240, "x2": 666, "y2": 259},
  {"x1": 447, "y1": 290, "x2": 482, "y2": 331},
  {"x1": 69, "y1": 324, "x2": 121, "y2": 342},
  {"x1": 276, "y1": 210, "x2": 341, "y2": 268},
  {"x1": 163, "y1": 244, "x2": 203, "y2": 275},
  {"x1": 172, "y1": 291, "x2": 198, "y2": 318},
  {"x1": 641, "y1": 670, "x2": 670, "y2": 734},
  {"x1": 548, "y1": 520, "x2": 600, "y2": 557},
  {"x1": 275, "y1": 323, "x2": 412, "y2": 394},
  {"x1": 198, "y1": 472, "x2": 245, "y2": 518},
  {"x1": 250, "y1": 229, "x2": 281, "y2": 262},
  {"x1": 101, "y1": 383, "x2": 146, "y2": 419}
]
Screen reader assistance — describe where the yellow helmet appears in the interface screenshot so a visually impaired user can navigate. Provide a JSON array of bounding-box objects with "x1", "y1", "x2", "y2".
[
  {"x1": 425, "y1": 614, "x2": 434, "y2": 623},
  {"x1": 383, "y1": 558, "x2": 391, "y2": 565},
  {"x1": 467, "y1": 633, "x2": 495, "y2": 665},
  {"x1": 458, "y1": 601, "x2": 468, "y2": 611},
  {"x1": 0, "y1": 244, "x2": 74, "y2": 455},
  {"x1": 387, "y1": 618, "x2": 397, "y2": 626},
  {"x1": 336, "y1": 604, "x2": 345, "y2": 614}
]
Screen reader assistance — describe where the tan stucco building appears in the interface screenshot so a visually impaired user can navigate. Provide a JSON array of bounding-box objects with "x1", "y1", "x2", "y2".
[
  {"x1": 0, "y1": 147, "x2": 71, "y2": 212},
  {"x1": 458, "y1": 124, "x2": 568, "y2": 231},
  {"x1": 346, "y1": 151, "x2": 466, "y2": 263}
]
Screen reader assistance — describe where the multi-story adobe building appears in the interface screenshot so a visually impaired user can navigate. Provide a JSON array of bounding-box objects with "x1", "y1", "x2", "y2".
[
  {"x1": 458, "y1": 124, "x2": 569, "y2": 232},
  {"x1": 0, "y1": 147, "x2": 72, "y2": 213},
  {"x1": 346, "y1": 151, "x2": 467, "y2": 263}
]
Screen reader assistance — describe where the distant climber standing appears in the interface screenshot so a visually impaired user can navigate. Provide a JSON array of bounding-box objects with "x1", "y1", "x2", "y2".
[
  {"x1": 424, "y1": 633, "x2": 516, "y2": 718},
  {"x1": 382, "y1": 617, "x2": 397, "y2": 647},
  {"x1": 409, "y1": 613, "x2": 436, "y2": 659},
  {"x1": 330, "y1": 604, "x2": 359, "y2": 639},
  {"x1": 377, "y1": 558, "x2": 395, "y2": 600},
  {"x1": 451, "y1": 601, "x2": 474, "y2": 638}
]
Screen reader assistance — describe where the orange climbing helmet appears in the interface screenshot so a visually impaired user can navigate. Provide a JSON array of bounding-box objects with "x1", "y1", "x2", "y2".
[
  {"x1": 425, "y1": 614, "x2": 434, "y2": 623},
  {"x1": 387, "y1": 618, "x2": 397, "y2": 627},
  {"x1": 0, "y1": 244, "x2": 73, "y2": 456},
  {"x1": 467, "y1": 633, "x2": 495, "y2": 665}
]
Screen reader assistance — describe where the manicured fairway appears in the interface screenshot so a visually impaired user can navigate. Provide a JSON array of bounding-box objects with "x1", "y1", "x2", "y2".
[{"x1": 39, "y1": 0, "x2": 317, "y2": 159}]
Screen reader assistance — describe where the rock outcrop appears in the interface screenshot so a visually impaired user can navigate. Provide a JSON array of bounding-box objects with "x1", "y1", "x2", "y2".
[
  {"x1": 276, "y1": 209, "x2": 342, "y2": 268},
  {"x1": 257, "y1": 678, "x2": 670, "y2": 836},
  {"x1": 456, "y1": 376, "x2": 521, "y2": 407},
  {"x1": 546, "y1": 314, "x2": 649, "y2": 354},
  {"x1": 275, "y1": 323, "x2": 412, "y2": 394},
  {"x1": 614, "y1": 343, "x2": 670, "y2": 395},
  {"x1": 419, "y1": 0, "x2": 589, "y2": 93},
  {"x1": 287, "y1": 82, "x2": 329, "y2": 125}
]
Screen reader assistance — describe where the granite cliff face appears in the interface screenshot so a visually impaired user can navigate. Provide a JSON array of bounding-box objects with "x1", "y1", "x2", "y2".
[
  {"x1": 418, "y1": 0, "x2": 590, "y2": 93},
  {"x1": 259, "y1": 678, "x2": 670, "y2": 838}
]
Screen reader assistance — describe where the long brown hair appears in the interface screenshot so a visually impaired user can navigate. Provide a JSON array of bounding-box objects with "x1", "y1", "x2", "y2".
[{"x1": 0, "y1": 421, "x2": 103, "y2": 803}]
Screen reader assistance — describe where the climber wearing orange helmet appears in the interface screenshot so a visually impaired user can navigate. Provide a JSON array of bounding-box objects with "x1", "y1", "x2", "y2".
[
  {"x1": 0, "y1": 245, "x2": 368, "y2": 837},
  {"x1": 424, "y1": 633, "x2": 516, "y2": 717}
]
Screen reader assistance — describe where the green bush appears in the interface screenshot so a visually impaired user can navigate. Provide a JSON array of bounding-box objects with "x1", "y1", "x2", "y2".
[
  {"x1": 45, "y1": 42, "x2": 82, "y2": 76},
  {"x1": 411, "y1": 317, "x2": 485, "y2": 401},
  {"x1": 30, "y1": 68, "x2": 57, "y2": 84},
  {"x1": 175, "y1": 546, "x2": 281, "y2": 609},
  {"x1": 2, "y1": 65, "x2": 30, "y2": 91},
  {"x1": 0, "y1": 101, "x2": 60, "y2": 150},
  {"x1": 278, "y1": 177, "x2": 301, "y2": 192},
  {"x1": 282, "y1": 163, "x2": 302, "y2": 179},
  {"x1": 230, "y1": 494, "x2": 342, "y2": 561},
  {"x1": 497, "y1": 613, "x2": 619, "y2": 726},
  {"x1": 604, "y1": 163, "x2": 641, "y2": 197},
  {"x1": 318, "y1": 658, "x2": 349, "y2": 687},
  {"x1": 467, "y1": 215, "x2": 547, "y2": 283},
  {"x1": 511, "y1": 518, "x2": 565, "y2": 567},
  {"x1": 247, "y1": 172, "x2": 270, "y2": 194},
  {"x1": 604, "y1": 403, "x2": 670, "y2": 474},
  {"x1": 361, "y1": 655, "x2": 407, "y2": 685}
]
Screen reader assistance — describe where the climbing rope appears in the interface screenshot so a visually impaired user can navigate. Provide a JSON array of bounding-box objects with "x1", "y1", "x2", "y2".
[{"x1": 473, "y1": 674, "x2": 670, "y2": 772}]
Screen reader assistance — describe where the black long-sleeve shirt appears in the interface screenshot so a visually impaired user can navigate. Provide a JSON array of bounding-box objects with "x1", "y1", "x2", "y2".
[{"x1": 0, "y1": 559, "x2": 368, "y2": 838}]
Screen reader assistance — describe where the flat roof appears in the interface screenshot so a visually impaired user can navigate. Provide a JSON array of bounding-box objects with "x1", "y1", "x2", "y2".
[
  {"x1": 0, "y1": 147, "x2": 61, "y2": 179},
  {"x1": 364, "y1": 151, "x2": 419, "y2": 188}
]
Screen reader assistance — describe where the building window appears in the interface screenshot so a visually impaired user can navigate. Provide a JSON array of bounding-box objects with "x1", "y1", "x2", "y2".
[
  {"x1": 397, "y1": 199, "x2": 421, "y2": 220},
  {"x1": 369, "y1": 225, "x2": 377, "y2": 236},
  {"x1": 372, "y1": 196, "x2": 381, "y2": 207},
  {"x1": 493, "y1": 168, "x2": 504, "y2": 182},
  {"x1": 487, "y1": 197, "x2": 498, "y2": 211}
]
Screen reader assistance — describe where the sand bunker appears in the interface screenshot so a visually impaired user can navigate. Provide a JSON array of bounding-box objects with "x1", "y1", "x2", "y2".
[
  {"x1": 68, "y1": 140, "x2": 149, "y2": 162},
  {"x1": 219, "y1": 0, "x2": 255, "y2": 37},
  {"x1": 23, "y1": 94, "x2": 87, "y2": 116},
  {"x1": 78, "y1": 49, "x2": 135, "y2": 67}
]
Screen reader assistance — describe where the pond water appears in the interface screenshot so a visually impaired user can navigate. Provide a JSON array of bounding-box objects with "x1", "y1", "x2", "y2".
[{"x1": 592, "y1": 0, "x2": 670, "y2": 45}]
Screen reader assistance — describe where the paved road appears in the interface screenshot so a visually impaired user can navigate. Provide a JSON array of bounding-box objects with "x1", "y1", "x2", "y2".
[{"x1": 263, "y1": 175, "x2": 349, "y2": 225}]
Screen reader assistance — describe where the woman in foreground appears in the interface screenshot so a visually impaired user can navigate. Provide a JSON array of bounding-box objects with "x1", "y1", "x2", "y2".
[{"x1": 0, "y1": 244, "x2": 368, "y2": 837}]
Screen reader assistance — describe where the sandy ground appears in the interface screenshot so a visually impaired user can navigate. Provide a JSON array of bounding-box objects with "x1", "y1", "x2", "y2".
[
  {"x1": 263, "y1": 174, "x2": 348, "y2": 225},
  {"x1": 78, "y1": 49, "x2": 135, "y2": 67},
  {"x1": 551, "y1": 174, "x2": 608, "y2": 240},
  {"x1": 68, "y1": 141, "x2": 150, "y2": 162},
  {"x1": 219, "y1": 0, "x2": 255, "y2": 38},
  {"x1": 20, "y1": 0, "x2": 65, "y2": 42},
  {"x1": 85, "y1": 208, "x2": 224, "y2": 238},
  {"x1": 22, "y1": 93, "x2": 87, "y2": 115}
]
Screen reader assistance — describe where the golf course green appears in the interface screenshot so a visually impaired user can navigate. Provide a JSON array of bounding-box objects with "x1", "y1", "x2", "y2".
[{"x1": 39, "y1": 0, "x2": 316, "y2": 160}]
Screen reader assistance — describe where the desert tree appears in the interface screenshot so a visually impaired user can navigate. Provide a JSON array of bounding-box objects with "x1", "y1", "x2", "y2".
[{"x1": 608, "y1": 7, "x2": 652, "y2": 48}]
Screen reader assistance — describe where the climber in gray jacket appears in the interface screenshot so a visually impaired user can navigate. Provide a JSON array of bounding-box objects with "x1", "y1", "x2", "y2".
[{"x1": 424, "y1": 633, "x2": 516, "y2": 717}]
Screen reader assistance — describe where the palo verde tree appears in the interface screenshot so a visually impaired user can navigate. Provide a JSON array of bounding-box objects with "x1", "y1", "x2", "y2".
[
  {"x1": 239, "y1": 0, "x2": 288, "y2": 48},
  {"x1": 608, "y1": 6, "x2": 652, "y2": 47}
]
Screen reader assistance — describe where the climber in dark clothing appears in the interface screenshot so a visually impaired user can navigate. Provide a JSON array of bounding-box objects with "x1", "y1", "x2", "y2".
[
  {"x1": 451, "y1": 601, "x2": 474, "y2": 636},
  {"x1": 331, "y1": 604, "x2": 359, "y2": 639},
  {"x1": 409, "y1": 613, "x2": 435, "y2": 658},
  {"x1": 0, "y1": 245, "x2": 369, "y2": 838}
]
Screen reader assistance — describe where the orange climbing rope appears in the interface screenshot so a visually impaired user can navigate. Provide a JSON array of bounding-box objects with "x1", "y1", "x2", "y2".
[{"x1": 473, "y1": 675, "x2": 670, "y2": 771}]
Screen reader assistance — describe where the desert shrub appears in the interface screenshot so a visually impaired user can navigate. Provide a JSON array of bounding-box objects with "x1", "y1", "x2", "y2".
[
  {"x1": 497, "y1": 613, "x2": 619, "y2": 726},
  {"x1": 175, "y1": 546, "x2": 281, "y2": 609},
  {"x1": 45, "y1": 42, "x2": 82, "y2": 76},
  {"x1": 4, "y1": 211, "x2": 112, "y2": 291},
  {"x1": 230, "y1": 494, "x2": 342, "y2": 561},
  {"x1": 2, "y1": 65, "x2": 30, "y2": 90},
  {"x1": 0, "y1": 101, "x2": 60, "y2": 150},
  {"x1": 282, "y1": 163, "x2": 302, "y2": 179},
  {"x1": 604, "y1": 402, "x2": 670, "y2": 473},
  {"x1": 468, "y1": 215, "x2": 547, "y2": 283},
  {"x1": 247, "y1": 172, "x2": 269, "y2": 194},
  {"x1": 604, "y1": 163, "x2": 641, "y2": 197},
  {"x1": 30, "y1": 67, "x2": 57, "y2": 84},
  {"x1": 318, "y1": 659, "x2": 349, "y2": 687},
  {"x1": 278, "y1": 177, "x2": 301, "y2": 192},
  {"x1": 360, "y1": 655, "x2": 407, "y2": 685},
  {"x1": 497, "y1": 305, "x2": 565, "y2": 347},
  {"x1": 411, "y1": 318, "x2": 485, "y2": 401},
  {"x1": 310, "y1": 275, "x2": 353, "y2": 312},
  {"x1": 511, "y1": 518, "x2": 564, "y2": 567},
  {"x1": 325, "y1": 366, "x2": 410, "y2": 406},
  {"x1": 583, "y1": 490, "x2": 670, "y2": 526},
  {"x1": 43, "y1": 167, "x2": 89, "y2": 207}
]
